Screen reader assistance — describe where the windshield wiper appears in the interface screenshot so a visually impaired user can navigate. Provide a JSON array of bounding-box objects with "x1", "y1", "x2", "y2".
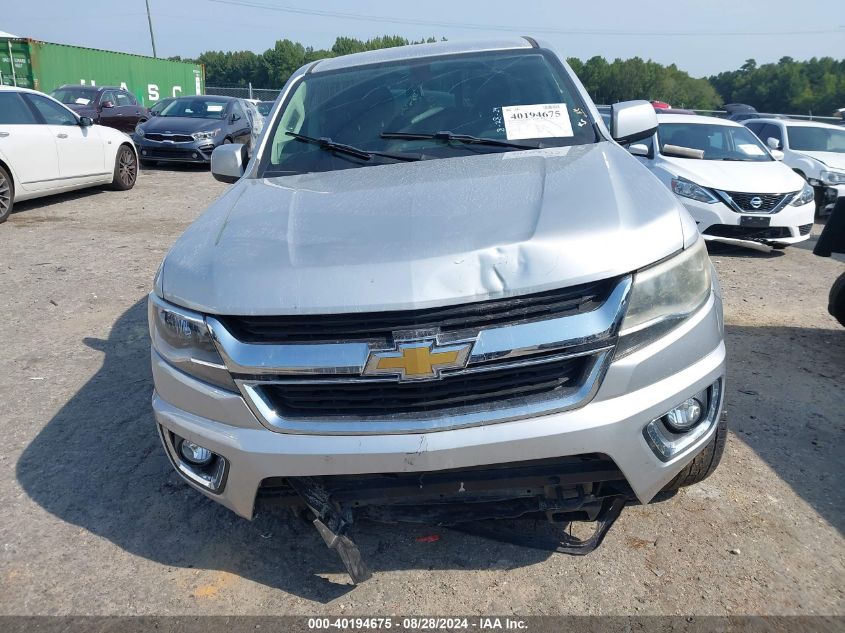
[
  {"x1": 286, "y1": 132, "x2": 424, "y2": 162},
  {"x1": 380, "y1": 131, "x2": 541, "y2": 150}
]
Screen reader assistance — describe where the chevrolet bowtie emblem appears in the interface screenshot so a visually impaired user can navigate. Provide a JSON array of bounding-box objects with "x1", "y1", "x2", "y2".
[{"x1": 364, "y1": 339, "x2": 473, "y2": 381}]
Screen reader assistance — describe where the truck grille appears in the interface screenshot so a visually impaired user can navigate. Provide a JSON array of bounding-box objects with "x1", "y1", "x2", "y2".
[
  {"x1": 217, "y1": 277, "x2": 619, "y2": 344},
  {"x1": 216, "y1": 276, "x2": 632, "y2": 434},
  {"x1": 256, "y1": 355, "x2": 590, "y2": 418}
]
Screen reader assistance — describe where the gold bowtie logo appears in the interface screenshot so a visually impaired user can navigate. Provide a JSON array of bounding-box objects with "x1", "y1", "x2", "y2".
[{"x1": 364, "y1": 339, "x2": 473, "y2": 381}]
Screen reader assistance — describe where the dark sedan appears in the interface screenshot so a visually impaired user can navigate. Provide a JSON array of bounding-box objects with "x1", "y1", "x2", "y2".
[
  {"x1": 50, "y1": 85, "x2": 148, "y2": 133},
  {"x1": 133, "y1": 96, "x2": 253, "y2": 165}
]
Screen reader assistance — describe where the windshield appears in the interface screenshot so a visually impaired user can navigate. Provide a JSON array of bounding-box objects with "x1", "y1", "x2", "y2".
[
  {"x1": 257, "y1": 101, "x2": 274, "y2": 116},
  {"x1": 150, "y1": 99, "x2": 173, "y2": 114},
  {"x1": 658, "y1": 122, "x2": 772, "y2": 161},
  {"x1": 259, "y1": 49, "x2": 597, "y2": 176},
  {"x1": 787, "y1": 126, "x2": 845, "y2": 153},
  {"x1": 159, "y1": 98, "x2": 229, "y2": 119},
  {"x1": 50, "y1": 87, "x2": 98, "y2": 107}
]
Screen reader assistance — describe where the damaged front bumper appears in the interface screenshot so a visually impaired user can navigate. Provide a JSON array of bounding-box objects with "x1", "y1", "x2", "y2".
[
  {"x1": 152, "y1": 291, "x2": 725, "y2": 510},
  {"x1": 152, "y1": 287, "x2": 724, "y2": 581}
]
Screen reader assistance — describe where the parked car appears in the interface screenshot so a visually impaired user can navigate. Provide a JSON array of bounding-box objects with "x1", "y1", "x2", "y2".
[
  {"x1": 148, "y1": 97, "x2": 175, "y2": 117},
  {"x1": 723, "y1": 103, "x2": 759, "y2": 122},
  {"x1": 133, "y1": 95, "x2": 254, "y2": 165},
  {"x1": 0, "y1": 86, "x2": 138, "y2": 223},
  {"x1": 256, "y1": 100, "x2": 274, "y2": 116},
  {"x1": 813, "y1": 197, "x2": 845, "y2": 326},
  {"x1": 242, "y1": 99, "x2": 265, "y2": 149},
  {"x1": 49, "y1": 84, "x2": 148, "y2": 134},
  {"x1": 628, "y1": 114, "x2": 815, "y2": 248},
  {"x1": 744, "y1": 118, "x2": 845, "y2": 216},
  {"x1": 149, "y1": 38, "x2": 726, "y2": 582}
]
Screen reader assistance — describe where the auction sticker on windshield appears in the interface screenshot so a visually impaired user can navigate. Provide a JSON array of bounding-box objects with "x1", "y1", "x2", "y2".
[{"x1": 502, "y1": 103, "x2": 574, "y2": 140}]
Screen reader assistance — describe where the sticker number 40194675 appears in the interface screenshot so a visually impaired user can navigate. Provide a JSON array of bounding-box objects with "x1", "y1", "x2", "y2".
[{"x1": 501, "y1": 103, "x2": 574, "y2": 140}]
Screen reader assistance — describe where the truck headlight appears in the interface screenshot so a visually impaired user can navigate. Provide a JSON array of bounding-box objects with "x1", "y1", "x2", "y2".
[
  {"x1": 671, "y1": 177, "x2": 718, "y2": 204},
  {"x1": 616, "y1": 239, "x2": 712, "y2": 357},
  {"x1": 790, "y1": 182, "x2": 815, "y2": 206},
  {"x1": 820, "y1": 170, "x2": 845, "y2": 186},
  {"x1": 148, "y1": 294, "x2": 236, "y2": 390},
  {"x1": 192, "y1": 129, "x2": 221, "y2": 141}
]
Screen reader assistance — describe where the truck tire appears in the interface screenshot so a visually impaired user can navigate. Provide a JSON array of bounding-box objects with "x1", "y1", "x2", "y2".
[
  {"x1": 110, "y1": 144, "x2": 138, "y2": 191},
  {"x1": 0, "y1": 164, "x2": 13, "y2": 224},
  {"x1": 662, "y1": 412, "x2": 728, "y2": 491},
  {"x1": 829, "y1": 272, "x2": 845, "y2": 327}
]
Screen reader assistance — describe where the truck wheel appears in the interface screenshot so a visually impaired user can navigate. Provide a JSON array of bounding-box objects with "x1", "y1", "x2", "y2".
[
  {"x1": 662, "y1": 412, "x2": 728, "y2": 491},
  {"x1": 110, "y1": 144, "x2": 138, "y2": 191},
  {"x1": 829, "y1": 272, "x2": 845, "y2": 327},
  {"x1": 0, "y1": 164, "x2": 13, "y2": 224}
]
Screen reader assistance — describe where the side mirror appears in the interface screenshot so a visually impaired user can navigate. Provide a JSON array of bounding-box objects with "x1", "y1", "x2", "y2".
[
  {"x1": 628, "y1": 143, "x2": 651, "y2": 157},
  {"x1": 101, "y1": 101, "x2": 115, "y2": 109},
  {"x1": 211, "y1": 143, "x2": 247, "y2": 184},
  {"x1": 610, "y1": 100, "x2": 659, "y2": 145},
  {"x1": 770, "y1": 149, "x2": 785, "y2": 161},
  {"x1": 766, "y1": 137, "x2": 781, "y2": 150},
  {"x1": 79, "y1": 116, "x2": 94, "y2": 127},
  {"x1": 230, "y1": 113, "x2": 241, "y2": 123}
]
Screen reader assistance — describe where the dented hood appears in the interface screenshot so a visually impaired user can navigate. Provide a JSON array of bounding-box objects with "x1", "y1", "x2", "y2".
[{"x1": 161, "y1": 142, "x2": 686, "y2": 315}]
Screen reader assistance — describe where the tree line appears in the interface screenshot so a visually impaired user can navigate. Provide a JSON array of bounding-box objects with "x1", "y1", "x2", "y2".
[
  {"x1": 709, "y1": 57, "x2": 845, "y2": 116},
  {"x1": 172, "y1": 36, "x2": 844, "y2": 115}
]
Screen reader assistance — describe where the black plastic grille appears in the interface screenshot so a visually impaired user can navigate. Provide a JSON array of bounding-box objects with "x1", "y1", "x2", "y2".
[
  {"x1": 144, "y1": 133, "x2": 194, "y2": 143},
  {"x1": 799, "y1": 223, "x2": 813, "y2": 236},
  {"x1": 704, "y1": 224, "x2": 792, "y2": 240},
  {"x1": 218, "y1": 277, "x2": 620, "y2": 344},
  {"x1": 141, "y1": 147, "x2": 210, "y2": 160},
  {"x1": 258, "y1": 356, "x2": 591, "y2": 418},
  {"x1": 724, "y1": 191, "x2": 790, "y2": 212}
]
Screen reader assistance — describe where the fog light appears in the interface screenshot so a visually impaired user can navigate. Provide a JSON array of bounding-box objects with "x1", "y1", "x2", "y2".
[
  {"x1": 141, "y1": 149, "x2": 147, "y2": 155},
  {"x1": 179, "y1": 440, "x2": 213, "y2": 466},
  {"x1": 192, "y1": 152, "x2": 198, "y2": 158},
  {"x1": 664, "y1": 396, "x2": 704, "y2": 432},
  {"x1": 643, "y1": 380, "x2": 721, "y2": 462}
]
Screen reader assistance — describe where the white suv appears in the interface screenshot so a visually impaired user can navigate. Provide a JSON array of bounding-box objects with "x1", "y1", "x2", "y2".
[
  {"x1": 630, "y1": 114, "x2": 815, "y2": 248},
  {"x1": 745, "y1": 118, "x2": 845, "y2": 216}
]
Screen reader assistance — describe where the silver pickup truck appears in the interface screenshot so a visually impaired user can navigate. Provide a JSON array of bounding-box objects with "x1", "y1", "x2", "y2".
[{"x1": 148, "y1": 38, "x2": 726, "y2": 581}]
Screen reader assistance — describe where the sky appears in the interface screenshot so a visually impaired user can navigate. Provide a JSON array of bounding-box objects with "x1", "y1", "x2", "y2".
[{"x1": 4, "y1": 0, "x2": 844, "y2": 81}]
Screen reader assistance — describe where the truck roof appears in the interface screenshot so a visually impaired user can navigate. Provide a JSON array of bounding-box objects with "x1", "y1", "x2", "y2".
[{"x1": 311, "y1": 37, "x2": 536, "y2": 74}]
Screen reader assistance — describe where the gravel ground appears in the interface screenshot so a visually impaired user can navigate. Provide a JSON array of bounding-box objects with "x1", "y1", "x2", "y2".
[{"x1": 0, "y1": 167, "x2": 843, "y2": 616}]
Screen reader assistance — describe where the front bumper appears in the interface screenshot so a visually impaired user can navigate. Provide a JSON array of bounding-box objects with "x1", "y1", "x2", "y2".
[
  {"x1": 152, "y1": 293, "x2": 726, "y2": 520},
  {"x1": 134, "y1": 136, "x2": 217, "y2": 163},
  {"x1": 679, "y1": 197, "x2": 815, "y2": 244}
]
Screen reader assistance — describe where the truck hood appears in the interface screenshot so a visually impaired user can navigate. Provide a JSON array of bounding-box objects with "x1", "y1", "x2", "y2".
[
  {"x1": 161, "y1": 142, "x2": 687, "y2": 315},
  {"x1": 793, "y1": 151, "x2": 845, "y2": 171},
  {"x1": 660, "y1": 155, "x2": 806, "y2": 193}
]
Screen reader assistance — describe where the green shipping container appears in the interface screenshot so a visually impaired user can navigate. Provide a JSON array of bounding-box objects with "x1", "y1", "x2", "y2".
[{"x1": 0, "y1": 37, "x2": 204, "y2": 105}]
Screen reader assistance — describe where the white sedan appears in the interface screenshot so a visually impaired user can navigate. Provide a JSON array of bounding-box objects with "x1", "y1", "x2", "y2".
[
  {"x1": 0, "y1": 86, "x2": 139, "y2": 223},
  {"x1": 628, "y1": 114, "x2": 816, "y2": 249},
  {"x1": 744, "y1": 118, "x2": 845, "y2": 215}
]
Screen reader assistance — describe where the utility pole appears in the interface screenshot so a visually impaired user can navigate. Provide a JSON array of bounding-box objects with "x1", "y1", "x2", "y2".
[{"x1": 145, "y1": 0, "x2": 158, "y2": 58}]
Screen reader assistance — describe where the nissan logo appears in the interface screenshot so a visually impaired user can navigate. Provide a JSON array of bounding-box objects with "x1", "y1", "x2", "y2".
[{"x1": 750, "y1": 196, "x2": 763, "y2": 209}]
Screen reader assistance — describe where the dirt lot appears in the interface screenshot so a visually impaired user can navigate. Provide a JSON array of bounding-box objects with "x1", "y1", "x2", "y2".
[{"x1": 0, "y1": 167, "x2": 842, "y2": 616}]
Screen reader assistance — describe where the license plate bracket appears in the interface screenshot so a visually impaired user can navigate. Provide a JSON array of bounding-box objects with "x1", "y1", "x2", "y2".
[{"x1": 740, "y1": 216, "x2": 771, "y2": 228}]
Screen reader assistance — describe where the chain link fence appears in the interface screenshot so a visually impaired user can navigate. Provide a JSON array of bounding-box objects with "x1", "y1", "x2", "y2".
[{"x1": 206, "y1": 85, "x2": 281, "y2": 101}]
